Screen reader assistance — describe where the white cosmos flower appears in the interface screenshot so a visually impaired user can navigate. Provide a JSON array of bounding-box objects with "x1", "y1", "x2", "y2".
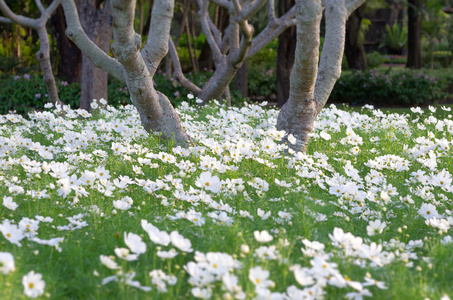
[
  {"x1": 22, "y1": 271, "x2": 45, "y2": 298},
  {"x1": 254, "y1": 230, "x2": 273, "y2": 243},
  {"x1": 425, "y1": 218, "x2": 450, "y2": 231},
  {"x1": 157, "y1": 248, "x2": 179, "y2": 259},
  {"x1": 113, "y1": 196, "x2": 133, "y2": 210},
  {"x1": 0, "y1": 220, "x2": 25, "y2": 247},
  {"x1": 418, "y1": 203, "x2": 440, "y2": 220},
  {"x1": 366, "y1": 220, "x2": 387, "y2": 236},
  {"x1": 0, "y1": 252, "x2": 15, "y2": 274},
  {"x1": 320, "y1": 131, "x2": 331, "y2": 140},
  {"x1": 30, "y1": 237, "x2": 64, "y2": 252},
  {"x1": 292, "y1": 265, "x2": 314, "y2": 286},
  {"x1": 100, "y1": 255, "x2": 120, "y2": 269},
  {"x1": 124, "y1": 232, "x2": 147, "y2": 255},
  {"x1": 257, "y1": 208, "x2": 271, "y2": 220},
  {"x1": 170, "y1": 231, "x2": 193, "y2": 252},
  {"x1": 195, "y1": 171, "x2": 221, "y2": 193},
  {"x1": 141, "y1": 220, "x2": 171, "y2": 246},
  {"x1": 288, "y1": 134, "x2": 297, "y2": 145},
  {"x1": 192, "y1": 287, "x2": 212, "y2": 298},
  {"x1": 249, "y1": 266, "x2": 274, "y2": 289},
  {"x1": 3, "y1": 196, "x2": 18, "y2": 211},
  {"x1": 241, "y1": 244, "x2": 250, "y2": 254},
  {"x1": 275, "y1": 179, "x2": 292, "y2": 187},
  {"x1": 251, "y1": 178, "x2": 269, "y2": 191},
  {"x1": 114, "y1": 248, "x2": 139, "y2": 261}
]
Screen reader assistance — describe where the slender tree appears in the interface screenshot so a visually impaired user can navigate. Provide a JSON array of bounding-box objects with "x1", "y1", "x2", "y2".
[
  {"x1": 47, "y1": 1, "x2": 82, "y2": 83},
  {"x1": 406, "y1": 0, "x2": 421, "y2": 69},
  {"x1": 0, "y1": 0, "x2": 63, "y2": 106},
  {"x1": 344, "y1": 2, "x2": 367, "y2": 70},
  {"x1": 77, "y1": 0, "x2": 113, "y2": 110},
  {"x1": 276, "y1": 0, "x2": 296, "y2": 107}
]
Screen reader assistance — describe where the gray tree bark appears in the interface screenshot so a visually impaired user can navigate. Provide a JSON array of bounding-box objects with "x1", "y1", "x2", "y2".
[
  {"x1": 235, "y1": 59, "x2": 248, "y2": 98},
  {"x1": 78, "y1": 0, "x2": 113, "y2": 110},
  {"x1": 277, "y1": 0, "x2": 366, "y2": 153},
  {"x1": 169, "y1": 0, "x2": 297, "y2": 103},
  {"x1": 62, "y1": 0, "x2": 190, "y2": 145},
  {"x1": 0, "y1": 0, "x2": 63, "y2": 106}
]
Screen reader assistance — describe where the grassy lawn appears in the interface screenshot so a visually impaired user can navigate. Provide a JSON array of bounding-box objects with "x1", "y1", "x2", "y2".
[{"x1": 0, "y1": 100, "x2": 453, "y2": 299}]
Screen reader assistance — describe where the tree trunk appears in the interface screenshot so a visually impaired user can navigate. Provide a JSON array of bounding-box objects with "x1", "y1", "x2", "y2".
[
  {"x1": 277, "y1": 0, "x2": 365, "y2": 153},
  {"x1": 345, "y1": 3, "x2": 367, "y2": 70},
  {"x1": 48, "y1": 2, "x2": 82, "y2": 84},
  {"x1": 77, "y1": 0, "x2": 112, "y2": 110},
  {"x1": 406, "y1": 0, "x2": 421, "y2": 69},
  {"x1": 235, "y1": 59, "x2": 248, "y2": 98},
  {"x1": 109, "y1": 0, "x2": 190, "y2": 144},
  {"x1": 387, "y1": 0, "x2": 402, "y2": 26},
  {"x1": 276, "y1": 0, "x2": 296, "y2": 108},
  {"x1": 198, "y1": 6, "x2": 228, "y2": 71},
  {"x1": 36, "y1": 26, "x2": 62, "y2": 106}
]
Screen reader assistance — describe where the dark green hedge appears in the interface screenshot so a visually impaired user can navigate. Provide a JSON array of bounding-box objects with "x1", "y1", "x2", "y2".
[{"x1": 329, "y1": 68, "x2": 453, "y2": 106}]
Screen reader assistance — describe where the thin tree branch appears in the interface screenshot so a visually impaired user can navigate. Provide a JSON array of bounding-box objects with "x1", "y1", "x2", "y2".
[
  {"x1": 210, "y1": 0, "x2": 230, "y2": 8},
  {"x1": 232, "y1": 0, "x2": 242, "y2": 13},
  {"x1": 41, "y1": 0, "x2": 61, "y2": 23},
  {"x1": 207, "y1": 16, "x2": 222, "y2": 45},
  {"x1": 0, "y1": 16, "x2": 12, "y2": 23},
  {"x1": 45, "y1": 0, "x2": 62, "y2": 17},
  {"x1": 61, "y1": 0, "x2": 126, "y2": 82},
  {"x1": 168, "y1": 38, "x2": 202, "y2": 95},
  {"x1": 229, "y1": 16, "x2": 240, "y2": 54},
  {"x1": 240, "y1": 0, "x2": 266, "y2": 20},
  {"x1": 35, "y1": 0, "x2": 46, "y2": 14},
  {"x1": 141, "y1": 0, "x2": 176, "y2": 77},
  {"x1": 0, "y1": 0, "x2": 39, "y2": 28},
  {"x1": 247, "y1": 6, "x2": 296, "y2": 57},
  {"x1": 198, "y1": 0, "x2": 223, "y2": 64},
  {"x1": 230, "y1": 0, "x2": 254, "y2": 66},
  {"x1": 267, "y1": 0, "x2": 275, "y2": 22}
]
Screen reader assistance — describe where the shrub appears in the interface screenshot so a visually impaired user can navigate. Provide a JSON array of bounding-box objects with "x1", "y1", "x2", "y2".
[
  {"x1": 330, "y1": 68, "x2": 448, "y2": 106},
  {"x1": 366, "y1": 51, "x2": 384, "y2": 69},
  {"x1": 422, "y1": 51, "x2": 453, "y2": 68},
  {"x1": 427, "y1": 68, "x2": 453, "y2": 94},
  {"x1": 382, "y1": 55, "x2": 407, "y2": 65},
  {"x1": 0, "y1": 74, "x2": 135, "y2": 115},
  {"x1": 0, "y1": 73, "x2": 79, "y2": 115},
  {"x1": 247, "y1": 67, "x2": 277, "y2": 99},
  {"x1": 1, "y1": 69, "x2": 250, "y2": 116}
]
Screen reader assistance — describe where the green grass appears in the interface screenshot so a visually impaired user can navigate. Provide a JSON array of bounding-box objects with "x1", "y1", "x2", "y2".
[{"x1": 0, "y1": 101, "x2": 453, "y2": 299}]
